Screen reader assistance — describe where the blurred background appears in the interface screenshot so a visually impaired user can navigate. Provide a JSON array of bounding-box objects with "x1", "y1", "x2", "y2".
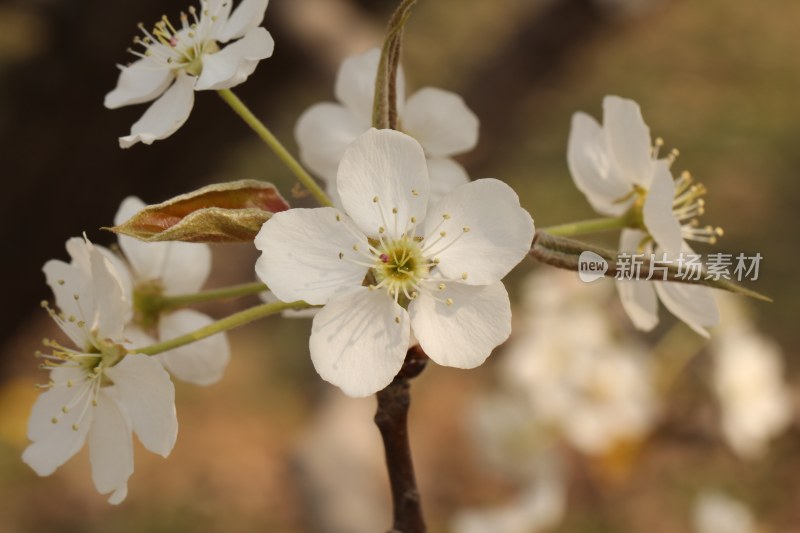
[{"x1": 1, "y1": 0, "x2": 798, "y2": 531}]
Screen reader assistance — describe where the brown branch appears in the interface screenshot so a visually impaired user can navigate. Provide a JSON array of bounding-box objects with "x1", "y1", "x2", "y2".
[{"x1": 375, "y1": 345, "x2": 428, "y2": 533}]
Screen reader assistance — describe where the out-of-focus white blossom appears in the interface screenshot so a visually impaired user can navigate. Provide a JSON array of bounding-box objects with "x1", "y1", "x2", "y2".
[
  {"x1": 502, "y1": 270, "x2": 659, "y2": 455},
  {"x1": 693, "y1": 490, "x2": 757, "y2": 533},
  {"x1": 114, "y1": 197, "x2": 230, "y2": 386},
  {"x1": 295, "y1": 48, "x2": 478, "y2": 205},
  {"x1": 711, "y1": 296, "x2": 793, "y2": 460}
]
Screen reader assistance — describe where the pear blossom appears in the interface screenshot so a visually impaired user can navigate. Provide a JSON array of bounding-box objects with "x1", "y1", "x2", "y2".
[
  {"x1": 113, "y1": 197, "x2": 230, "y2": 386},
  {"x1": 106, "y1": 0, "x2": 274, "y2": 148},
  {"x1": 24, "y1": 238, "x2": 177, "y2": 504},
  {"x1": 711, "y1": 297, "x2": 793, "y2": 459},
  {"x1": 295, "y1": 48, "x2": 479, "y2": 205},
  {"x1": 502, "y1": 270, "x2": 658, "y2": 455},
  {"x1": 255, "y1": 128, "x2": 533, "y2": 397},
  {"x1": 567, "y1": 95, "x2": 720, "y2": 335},
  {"x1": 693, "y1": 491, "x2": 757, "y2": 533}
]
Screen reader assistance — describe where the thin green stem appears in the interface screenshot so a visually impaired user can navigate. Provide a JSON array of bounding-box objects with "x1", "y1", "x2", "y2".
[
  {"x1": 134, "y1": 300, "x2": 310, "y2": 356},
  {"x1": 156, "y1": 281, "x2": 268, "y2": 310},
  {"x1": 217, "y1": 88, "x2": 332, "y2": 207},
  {"x1": 541, "y1": 216, "x2": 629, "y2": 237}
]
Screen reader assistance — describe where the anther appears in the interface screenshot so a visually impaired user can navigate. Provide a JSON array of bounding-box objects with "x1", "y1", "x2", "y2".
[
  {"x1": 411, "y1": 189, "x2": 419, "y2": 197},
  {"x1": 394, "y1": 316, "x2": 401, "y2": 324},
  {"x1": 463, "y1": 227, "x2": 470, "y2": 233},
  {"x1": 57, "y1": 279, "x2": 65, "y2": 285},
  {"x1": 442, "y1": 213, "x2": 451, "y2": 220},
  {"x1": 438, "y1": 283, "x2": 446, "y2": 291},
  {"x1": 445, "y1": 298, "x2": 454, "y2": 306},
  {"x1": 461, "y1": 272, "x2": 468, "y2": 280},
  {"x1": 373, "y1": 196, "x2": 379, "y2": 203},
  {"x1": 335, "y1": 214, "x2": 341, "y2": 221},
  {"x1": 392, "y1": 207, "x2": 398, "y2": 214},
  {"x1": 338, "y1": 252, "x2": 344, "y2": 260}
]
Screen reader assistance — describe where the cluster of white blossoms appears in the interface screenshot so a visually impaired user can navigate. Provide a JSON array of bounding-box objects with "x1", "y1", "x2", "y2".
[
  {"x1": 255, "y1": 128, "x2": 534, "y2": 397},
  {"x1": 710, "y1": 295, "x2": 793, "y2": 460},
  {"x1": 501, "y1": 270, "x2": 659, "y2": 455},
  {"x1": 568, "y1": 95, "x2": 721, "y2": 336},
  {"x1": 24, "y1": 199, "x2": 230, "y2": 503},
  {"x1": 295, "y1": 48, "x2": 479, "y2": 205},
  {"x1": 105, "y1": 0, "x2": 273, "y2": 147},
  {"x1": 24, "y1": 0, "x2": 776, "y2": 518}
]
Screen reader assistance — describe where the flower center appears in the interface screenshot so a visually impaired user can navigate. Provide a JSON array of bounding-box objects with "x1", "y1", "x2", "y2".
[
  {"x1": 37, "y1": 299, "x2": 128, "y2": 431},
  {"x1": 372, "y1": 236, "x2": 429, "y2": 301},
  {"x1": 628, "y1": 138, "x2": 725, "y2": 246},
  {"x1": 127, "y1": 2, "x2": 225, "y2": 76}
]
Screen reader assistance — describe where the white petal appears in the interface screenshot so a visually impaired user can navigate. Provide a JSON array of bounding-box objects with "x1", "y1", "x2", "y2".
[
  {"x1": 603, "y1": 95, "x2": 654, "y2": 187},
  {"x1": 87, "y1": 242, "x2": 128, "y2": 341},
  {"x1": 655, "y1": 281, "x2": 719, "y2": 337},
  {"x1": 157, "y1": 310, "x2": 230, "y2": 386},
  {"x1": 566, "y1": 112, "x2": 633, "y2": 216},
  {"x1": 215, "y1": 0, "x2": 269, "y2": 42},
  {"x1": 195, "y1": 27, "x2": 274, "y2": 91},
  {"x1": 22, "y1": 378, "x2": 93, "y2": 476},
  {"x1": 310, "y1": 288, "x2": 409, "y2": 397},
  {"x1": 410, "y1": 281, "x2": 511, "y2": 368},
  {"x1": 426, "y1": 157, "x2": 470, "y2": 205},
  {"x1": 402, "y1": 87, "x2": 479, "y2": 157},
  {"x1": 616, "y1": 229, "x2": 659, "y2": 331},
  {"x1": 423, "y1": 179, "x2": 534, "y2": 285},
  {"x1": 43, "y1": 258, "x2": 91, "y2": 348},
  {"x1": 335, "y1": 48, "x2": 405, "y2": 125},
  {"x1": 254, "y1": 207, "x2": 369, "y2": 305},
  {"x1": 88, "y1": 390, "x2": 134, "y2": 505},
  {"x1": 642, "y1": 161, "x2": 682, "y2": 256},
  {"x1": 337, "y1": 129, "x2": 429, "y2": 239},
  {"x1": 104, "y1": 354, "x2": 177, "y2": 457},
  {"x1": 119, "y1": 74, "x2": 195, "y2": 148},
  {"x1": 115, "y1": 197, "x2": 212, "y2": 294},
  {"x1": 294, "y1": 102, "x2": 367, "y2": 182},
  {"x1": 104, "y1": 58, "x2": 173, "y2": 109}
]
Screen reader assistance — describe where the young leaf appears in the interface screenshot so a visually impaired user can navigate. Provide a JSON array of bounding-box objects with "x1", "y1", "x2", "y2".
[
  {"x1": 530, "y1": 230, "x2": 772, "y2": 302},
  {"x1": 108, "y1": 180, "x2": 289, "y2": 243}
]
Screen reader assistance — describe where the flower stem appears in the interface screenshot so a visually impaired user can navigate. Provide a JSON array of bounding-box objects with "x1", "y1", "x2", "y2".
[
  {"x1": 134, "y1": 300, "x2": 309, "y2": 356},
  {"x1": 216, "y1": 88, "x2": 332, "y2": 207},
  {"x1": 541, "y1": 216, "x2": 628, "y2": 237},
  {"x1": 156, "y1": 281, "x2": 268, "y2": 310},
  {"x1": 375, "y1": 346, "x2": 428, "y2": 533}
]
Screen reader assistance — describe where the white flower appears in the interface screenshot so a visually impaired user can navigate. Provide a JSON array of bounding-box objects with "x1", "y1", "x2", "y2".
[
  {"x1": 502, "y1": 270, "x2": 658, "y2": 455},
  {"x1": 24, "y1": 238, "x2": 177, "y2": 504},
  {"x1": 295, "y1": 48, "x2": 479, "y2": 205},
  {"x1": 567, "y1": 95, "x2": 720, "y2": 335},
  {"x1": 711, "y1": 301, "x2": 793, "y2": 459},
  {"x1": 114, "y1": 197, "x2": 230, "y2": 386},
  {"x1": 255, "y1": 128, "x2": 533, "y2": 397},
  {"x1": 694, "y1": 491, "x2": 757, "y2": 533},
  {"x1": 106, "y1": 0, "x2": 274, "y2": 148}
]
